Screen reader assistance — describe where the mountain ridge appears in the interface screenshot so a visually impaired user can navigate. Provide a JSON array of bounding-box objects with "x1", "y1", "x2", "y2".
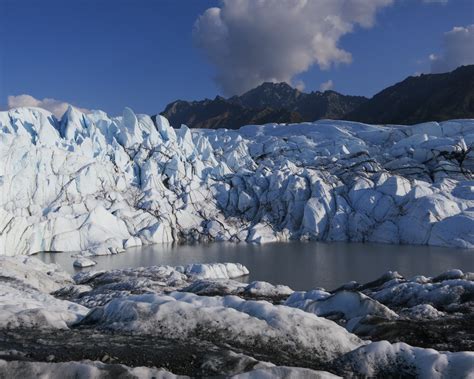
[
  {"x1": 345, "y1": 65, "x2": 474, "y2": 124},
  {"x1": 160, "y1": 65, "x2": 474, "y2": 129},
  {"x1": 160, "y1": 82, "x2": 367, "y2": 129}
]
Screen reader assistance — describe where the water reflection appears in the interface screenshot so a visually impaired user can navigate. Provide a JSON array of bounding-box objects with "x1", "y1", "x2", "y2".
[{"x1": 38, "y1": 242, "x2": 474, "y2": 290}]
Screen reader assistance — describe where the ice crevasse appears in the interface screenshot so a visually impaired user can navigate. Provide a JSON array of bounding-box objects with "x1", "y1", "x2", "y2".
[{"x1": 0, "y1": 106, "x2": 473, "y2": 256}]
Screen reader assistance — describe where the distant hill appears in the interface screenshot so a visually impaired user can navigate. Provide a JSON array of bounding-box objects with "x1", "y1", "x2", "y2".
[
  {"x1": 159, "y1": 65, "x2": 474, "y2": 129},
  {"x1": 344, "y1": 65, "x2": 474, "y2": 125},
  {"x1": 160, "y1": 82, "x2": 367, "y2": 129}
]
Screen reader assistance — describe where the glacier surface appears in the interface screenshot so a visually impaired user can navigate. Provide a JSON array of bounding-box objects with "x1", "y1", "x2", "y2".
[
  {"x1": 1, "y1": 106, "x2": 474, "y2": 256},
  {"x1": 0, "y1": 256, "x2": 473, "y2": 377}
]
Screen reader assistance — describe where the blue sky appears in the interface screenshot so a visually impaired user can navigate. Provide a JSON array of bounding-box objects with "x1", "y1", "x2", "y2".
[{"x1": 1, "y1": 0, "x2": 473, "y2": 116}]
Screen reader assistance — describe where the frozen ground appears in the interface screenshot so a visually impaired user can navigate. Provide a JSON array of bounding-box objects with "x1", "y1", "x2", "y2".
[
  {"x1": 1, "y1": 107, "x2": 474, "y2": 257},
  {"x1": 0, "y1": 256, "x2": 472, "y2": 378}
]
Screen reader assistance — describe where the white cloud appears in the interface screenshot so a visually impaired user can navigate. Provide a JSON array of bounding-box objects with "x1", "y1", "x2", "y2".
[
  {"x1": 193, "y1": 0, "x2": 393, "y2": 95},
  {"x1": 320, "y1": 79, "x2": 334, "y2": 92},
  {"x1": 7, "y1": 94, "x2": 90, "y2": 118},
  {"x1": 430, "y1": 24, "x2": 474, "y2": 73},
  {"x1": 294, "y1": 80, "x2": 306, "y2": 92}
]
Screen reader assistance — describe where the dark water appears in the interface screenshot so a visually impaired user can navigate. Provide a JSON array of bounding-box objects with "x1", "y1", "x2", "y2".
[{"x1": 38, "y1": 242, "x2": 474, "y2": 291}]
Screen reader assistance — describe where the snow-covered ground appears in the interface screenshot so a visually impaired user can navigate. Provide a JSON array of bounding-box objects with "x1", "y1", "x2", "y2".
[
  {"x1": 1, "y1": 107, "x2": 474, "y2": 256},
  {"x1": 0, "y1": 256, "x2": 472, "y2": 377}
]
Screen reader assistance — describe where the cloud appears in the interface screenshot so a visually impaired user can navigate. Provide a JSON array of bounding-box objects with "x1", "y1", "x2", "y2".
[
  {"x1": 193, "y1": 0, "x2": 393, "y2": 95},
  {"x1": 430, "y1": 24, "x2": 474, "y2": 73},
  {"x1": 7, "y1": 94, "x2": 90, "y2": 118},
  {"x1": 320, "y1": 79, "x2": 334, "y2": 92},
  {"x1": 294, "y1": 80, "x2": 305, "y2": 92}
]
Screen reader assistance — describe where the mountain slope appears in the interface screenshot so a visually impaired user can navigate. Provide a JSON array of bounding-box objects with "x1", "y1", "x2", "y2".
[
  {"x1": 345, "y1": 65, "x2": 474, "y2": 125},
  {"x1": 160, "y1": 65, "x2": 474, "y2": 129},
  {"x1": 228, "y1": 82, "x2": 305, "y2": 109},
  {"x1": 159, "y1": 95, "x2": 303, "y2": 130},
  {"x1": 160, "y1": 83, "x2": 367, "y2": 129}
]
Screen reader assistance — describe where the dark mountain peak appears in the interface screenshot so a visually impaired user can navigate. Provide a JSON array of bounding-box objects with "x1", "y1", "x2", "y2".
[
  {"x1": 246, "y1": 81, "x2": 300, "y2": 97},
  {"x1": 322, "y1": 90, "x2": 339, "y2": 95},
  {"x1": 160, "y1": 80, "x2": 367, "y2": 130},
  {"x1": 234, "y1": 81, "x2": 304, "y2": 109},
  {"x1": 255, "y1": 81, "x2": 296, "y2": 92},
  {"x1": 454, "y1": 64, "x2": 474, "y2": 74},
  {"x1": 345, "y1": 64, "x2": 474, "y2": 125},
  {"x1": 159, "y1": 65, "x2": 473, "y2": 130}
]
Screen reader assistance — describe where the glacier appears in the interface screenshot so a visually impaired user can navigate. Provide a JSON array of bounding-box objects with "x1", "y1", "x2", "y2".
[
  {"x1": 1, "y1": 106, "x2": 473, "y2": 256},
  {"x1": 0, "y1": 256, "x2": 473, "y2": 377},
  {"x1": 0, "y1": 360, "x2": 342, "y2": 379}
]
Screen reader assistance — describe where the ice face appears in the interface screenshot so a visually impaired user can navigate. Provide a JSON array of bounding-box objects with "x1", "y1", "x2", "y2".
[{"x1": 1, "y1": 107, "x2": 473, "y2": 256}]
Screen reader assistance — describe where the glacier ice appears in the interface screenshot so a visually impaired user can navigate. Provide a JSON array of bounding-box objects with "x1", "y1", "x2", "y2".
[
  {"x1": 80, "y1": 291, "x2": 364, "y2": 364},
  {"x1": 0, "y1": 256, "x2": 473, "y2": 377},
  {"x1": 0, "y1": 359, "x2": 342, "y2": 379},
  {"x1": 1, "y1": 106, "x2": 473, "y2": 256},
  {"x1": 0, "y1": 256, "x2": 88, "y2": 329},
  {"x1": 0, "y1": 360, "x2": 183, "y2": 379},
  {"x1": 335, "y1": 341, "x2": 474, "y2": 378},
  {"x1": 73, "y1": 257, "x2": 97, "y2": 268}
]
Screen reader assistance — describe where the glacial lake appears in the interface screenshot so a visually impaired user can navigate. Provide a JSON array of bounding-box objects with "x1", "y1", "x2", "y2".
[{"x1": 38, "y1": 242, "x2": 474, "y2": 291}]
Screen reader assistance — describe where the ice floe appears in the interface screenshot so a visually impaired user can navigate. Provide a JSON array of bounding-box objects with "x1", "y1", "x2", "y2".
[{"x1": 73, "y1": 257, "x2": 97, "y2": 268}]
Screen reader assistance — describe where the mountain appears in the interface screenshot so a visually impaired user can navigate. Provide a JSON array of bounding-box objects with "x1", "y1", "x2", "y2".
[
  {"x1": 228, "y1": 82, "x2": 305, "y2": 109},
  {"x1": 160, "y1": 65, "x2": 474, "y2": 129},
  {"x1": 159, "y1": 95, "x2": 303, "y2": 130},
  {"x1": 229, "y1": 82, "x2": 367, "y2": 121},
  {"x1": 345, "y1": 65, "x2": 474, "y2": 125},
  {"x1": 160, "y1": 82, "x2": 367, "y2": 129}
]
